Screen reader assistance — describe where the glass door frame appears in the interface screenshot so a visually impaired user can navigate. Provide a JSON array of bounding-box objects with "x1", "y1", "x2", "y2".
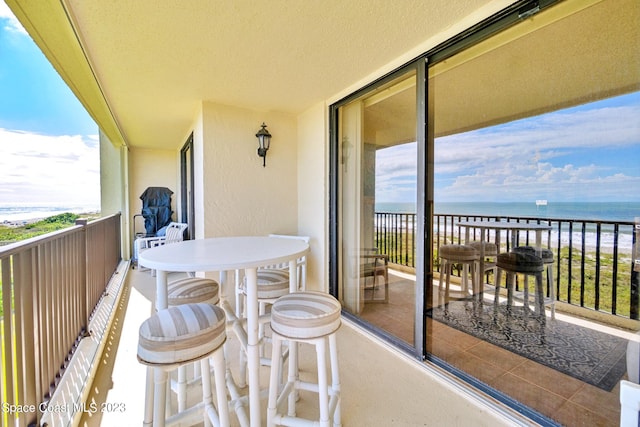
[
  {"x1": 180, "y1": 133, "x2": 195, "y2": 240},
  {"x1": 328, "y1": 0, "x2": 563, "y2": 363},
  {"x1": 329, "y1": 57, "x2": 429, "y2": 359}
]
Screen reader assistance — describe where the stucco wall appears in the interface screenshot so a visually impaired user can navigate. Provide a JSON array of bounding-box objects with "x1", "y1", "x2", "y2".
[
  {"x1": 99, "y1": 130, "x2": 124, "y2": 217},
  {"x1": 99, "y1": 130, "x2": 129, "y2": 256},
  {"x1": 296, "y1": 102, "x2": 328, "y2": 291},
  {"x1": 199, "y1": 102, "x2": 298, "y2": 238},
  {"x1": 128, "y1": 147, "x2": 179, "y2": 237}
]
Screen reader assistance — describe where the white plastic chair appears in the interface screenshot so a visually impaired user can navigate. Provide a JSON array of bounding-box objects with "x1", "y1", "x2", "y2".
[
  {"x1": 620, "y1": 380, "x2": 640, "y2": 426},
  {"x1": 135, "y1": 222, "x2": 188, "y2": 274}
]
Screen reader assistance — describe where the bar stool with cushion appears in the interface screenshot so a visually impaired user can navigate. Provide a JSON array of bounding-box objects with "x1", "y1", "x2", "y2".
[
  {"x1": 512, "y1": 246, "x2": 555, "y2": 318},
  {"x1": 468, "y1": 241, "x2": 498, "y2": 296},
  {"x1": 495, "y1": 251, "x2": 545, "y2": 316},
  {"x1": 235, "y1": 234, "x2": 310, "y2": 318},
  {"x1": 438, "y1": 244, "x2": 479, "y2": 306},
  {"x1": 138, "y1": 302, "x2": 230, "y2": 427},
  {"x1": 166, "y1": 277, "x2": 220, "y2": 410},
  {"x1": 267, "y1": 291, "x2": 342, "y2": 427},
  {"x1": 236, "y1": 268, "x2": 292, "y2": 387},
  {"x1": 167, "y1": 276, "x2": 220, "y2": 307},
  {"x1": 235, "y1": 236, "x2": 310, "y2": 386}
]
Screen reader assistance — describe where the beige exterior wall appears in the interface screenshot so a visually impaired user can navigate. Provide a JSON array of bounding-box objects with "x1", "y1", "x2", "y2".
[
  {"x1": 109, "y1": 0, "x2": 516, "y2": 288},
  {"x1": 296, "y1": 102, "x2": 328, "y2": 292},
  {"x1": 127, "y1": 147, "x2": 180, "y2": 238},
  {"x1": 99, "y1": 130, "x2": 130, "y2": 257},
  {"x1": 99, "y1": 130, "x2": 125, "y2": 217},
  {"x1": 191, "y1": 107, "x2": 206, "y2": 239},
  {"x1": 199, "y1": 102, "x2": 298, "y2": 238}
]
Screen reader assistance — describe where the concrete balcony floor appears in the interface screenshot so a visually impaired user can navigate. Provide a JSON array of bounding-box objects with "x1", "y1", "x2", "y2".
[{"x1": 77, "y1": 267, "x2": 533, "y2": 426}]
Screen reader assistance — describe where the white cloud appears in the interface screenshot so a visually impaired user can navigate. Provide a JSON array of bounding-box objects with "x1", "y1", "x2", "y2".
[
  {"x1": 0, "y1": 2, "x2": 27, "y2": 34},
  {"x1": 374, "y1": 97, "x2": 640, "y2": 203},
  {"x1": 0, "y1": 128, "x2": 100, "y2": 207},
  {"x1": 375, "y1": 142, "x2": 417, "y2": 202},
  {"x1": 435, "y1": 103, "x2": 640, "y2": 172}
]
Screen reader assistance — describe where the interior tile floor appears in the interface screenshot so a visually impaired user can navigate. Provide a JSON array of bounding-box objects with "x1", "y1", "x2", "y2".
[{"x1": 360, "y1": 269, "x2": 628, "y2": 427}]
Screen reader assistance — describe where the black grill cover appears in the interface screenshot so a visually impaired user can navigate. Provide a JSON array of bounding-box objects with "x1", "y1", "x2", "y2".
[{"x1": 140, "y1": 187, "x2": 173, "y2": 235}]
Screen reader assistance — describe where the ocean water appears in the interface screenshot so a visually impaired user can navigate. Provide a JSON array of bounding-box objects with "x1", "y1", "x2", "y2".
[
  {"x1": 375, "y1": 201, "x2": 639, "y2": 251},
  {"x1": 376, "y1": 201, "x2": 640, "y2": 223},
  {"x1": 0, "y1": 205, "x2": 100, "y2": 224}
]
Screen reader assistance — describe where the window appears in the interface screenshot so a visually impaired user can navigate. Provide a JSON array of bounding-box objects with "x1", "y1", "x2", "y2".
[{"x1": 331, "y1": 0, "x2": 639, "y2": 424}]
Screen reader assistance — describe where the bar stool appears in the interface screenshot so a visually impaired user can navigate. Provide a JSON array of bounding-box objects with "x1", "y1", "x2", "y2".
[
  {"x1": 512, "y1": 246, "x2": 555, "y2": 318},
  {"x1": 138, "y1": 302, "x2": 230, "y2": 427},
  {"x1": 267, "y1": 291, "x2": 342, "y2": 427},
  {"x1": 234, "y1": 236, "x2": 311, "y2": 368},
  {"x1": 237, "y1": 269, "x2": 292, "y2": 385},
  {"x1": 438, "y1": 244, "x2": 479, "y2": 306},
  {"x1": 235, "y1": 234, "x2": 309, "y2": 319},
  {"x1": 495, "y1": 252, "x2": 545, "y2": 316},
  {"x1": 168, "y1": 276, "x2": 220, "y2": 306},
  {"x1": 468, "y1": 241, "x2": 498, "y2": 295},
  {"x1": 166, "y1": 277, "x2": 220, "y2": 410}
]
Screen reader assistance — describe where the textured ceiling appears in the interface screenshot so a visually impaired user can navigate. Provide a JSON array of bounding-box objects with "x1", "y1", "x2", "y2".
[
  {"x1": 60, "y1": 0, "x2": 491, "y2": 148},
  {"x1": 10, "y1": 0, "x2": 637, "y2": 151},
  {"x1": 356, "y1": 0, "x2": 640, "y2": 147}
]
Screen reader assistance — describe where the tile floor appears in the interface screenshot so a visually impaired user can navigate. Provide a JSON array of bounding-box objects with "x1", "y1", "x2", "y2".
[
  {"x1": 360, "y1": 270, "x2": 627, "y2": 427},
  {"x1": 79, "y1": 267, "x2": 534, "y2": 426}
]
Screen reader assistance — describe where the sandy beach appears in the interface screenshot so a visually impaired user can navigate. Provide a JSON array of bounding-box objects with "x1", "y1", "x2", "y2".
[{"x1": 1, "y1": 217, "x2": 43, "y2": 228}]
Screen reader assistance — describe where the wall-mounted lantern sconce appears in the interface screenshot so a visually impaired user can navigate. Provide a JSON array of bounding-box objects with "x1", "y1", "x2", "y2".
[{"x1": 255, "y1": 122, "x2": 271, "y2": 167}]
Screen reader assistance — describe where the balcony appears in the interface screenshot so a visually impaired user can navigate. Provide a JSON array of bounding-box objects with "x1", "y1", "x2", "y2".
[
  {"x1": 363, "y1": 211, "x2": 639, "y2": 425},
  {"x1": 76, "y1": 267, "x2": 538, "y2": 426},
  {"x1": 1, "y1": 213, "x2": 636, "y2": 426}
]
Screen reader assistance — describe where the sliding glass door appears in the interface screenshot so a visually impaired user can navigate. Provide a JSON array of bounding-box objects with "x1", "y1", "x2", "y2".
[
  {"x1": 332, "y1": 0, "x2": 638, "y2": 424},
  {"x1": 334, "y1": 67, "x2": 423, "y2": 349}
]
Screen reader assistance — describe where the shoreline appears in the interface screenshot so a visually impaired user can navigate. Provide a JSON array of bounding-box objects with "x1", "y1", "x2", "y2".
[
  {"x1": 1, "y1": 217, "x2": 44, "y2": 228},
  {"x1": 1, "y1": 211, "x2": 100, "y2": 229}
]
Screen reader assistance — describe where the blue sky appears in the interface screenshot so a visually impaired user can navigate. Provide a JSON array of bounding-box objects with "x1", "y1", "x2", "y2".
[
  {"x1": 376, "y1": 91, "x2": 640, "y2": 204},
  {"x1": 0, "y1": 3, "x2": 99, "y2": 208},
  {"x1": 2, "y1": 2, "x2": 638, "y2": 210}
]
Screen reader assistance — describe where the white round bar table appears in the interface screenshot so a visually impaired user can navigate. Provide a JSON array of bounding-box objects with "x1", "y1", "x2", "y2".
[
  {"x1": 139, "y1": 236, "x2": 310, "y2": 427},
  {"x1": 455, "y1": 220, "x2": 552, "y2": 297}
]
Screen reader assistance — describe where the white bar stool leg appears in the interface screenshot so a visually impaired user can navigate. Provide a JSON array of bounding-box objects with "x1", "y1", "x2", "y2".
[
  {"x1": 212, "y1": 350, "x2": 231, "y2": 427},
  {"x1": 266, "y1": 291, "x2": 341, "y2": 427},
  {"x1": 287, "y1": 339, "x2": 298, "y2": 417},
  {"x1": 495, "y1": 267, "x2": 502, "y2": 307},
  {"x1": 267, "y1": 337, "x2": 283, "y2": 427},
  {"x1": 316, "y1": 337, "x2": 329, "y2": 427},
  {"x1": 329, "y1": 333, "x2": 341, "y2": 427},
  {"x1": 548, "y1": 263, "x2": 555, "y2": 319},
  {"x1": 154, "y1": 367, "x2": 168, "y2": 427},
  {"x1": 177, "y1": 365, "x2": 187, "y2": 411},
  {"x1": 200, "y1": 358, "x2": 215, "y2": 427},
  {"x1": 144, "y1": 366, "x2": 154, "y2": 426}
]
